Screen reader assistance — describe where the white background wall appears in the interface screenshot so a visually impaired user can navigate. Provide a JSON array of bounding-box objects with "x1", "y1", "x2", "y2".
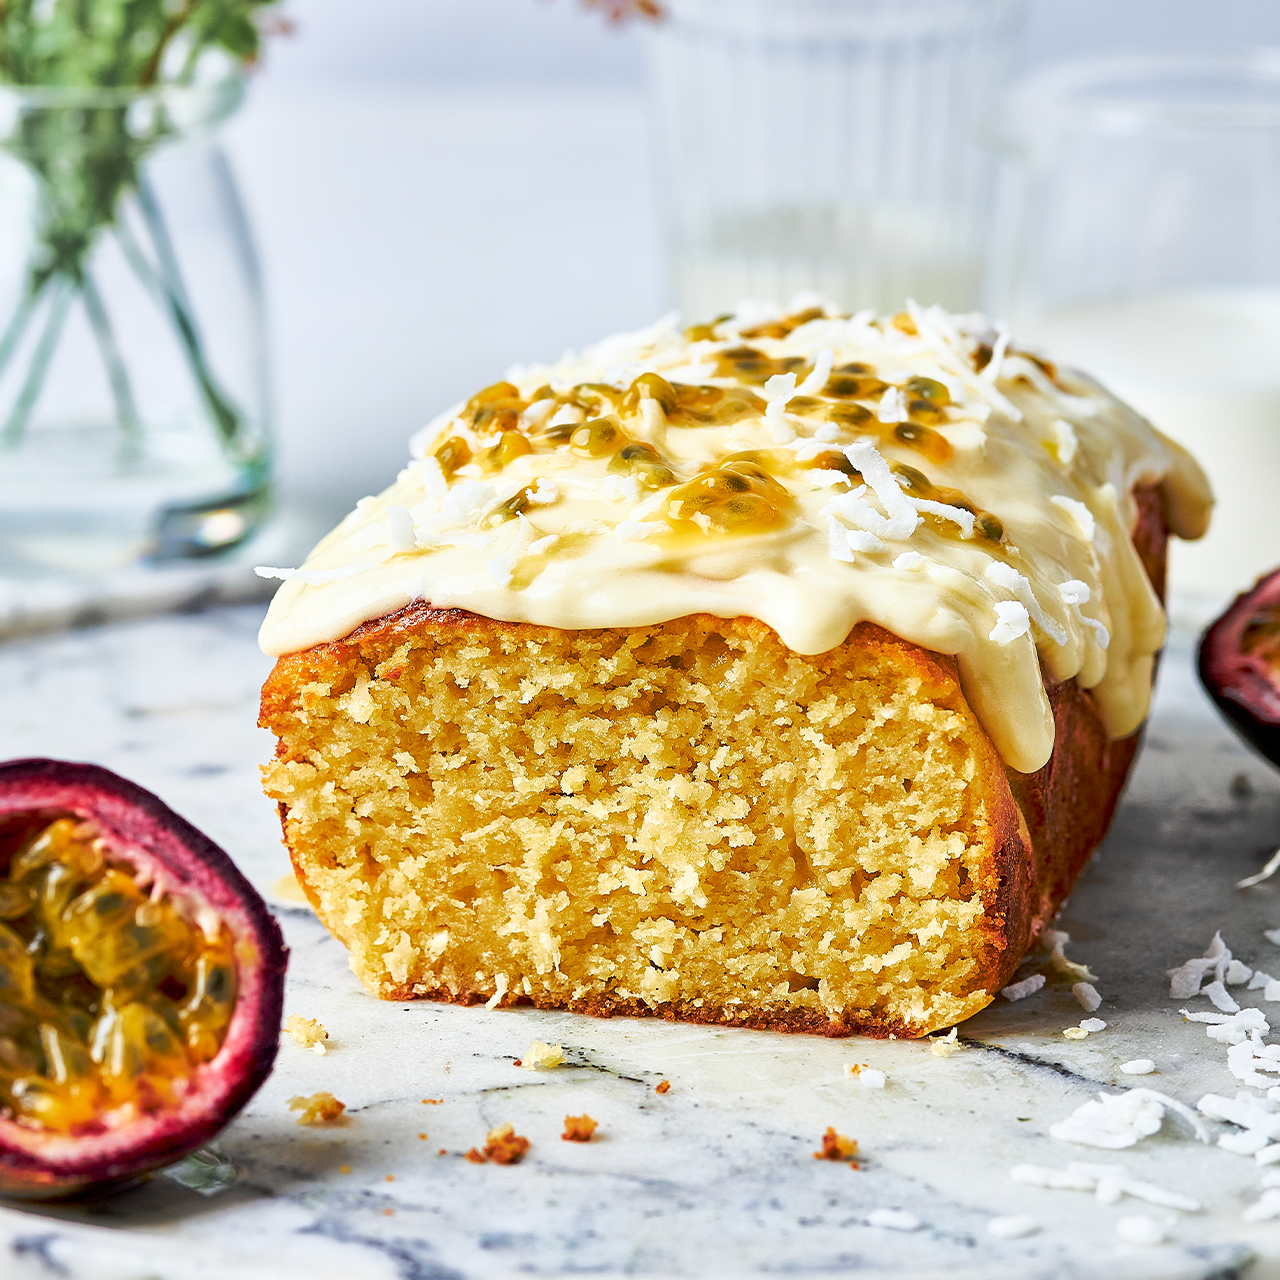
[{"x1": 224, "y1": 1, "x2": 1280, "y2": 527}]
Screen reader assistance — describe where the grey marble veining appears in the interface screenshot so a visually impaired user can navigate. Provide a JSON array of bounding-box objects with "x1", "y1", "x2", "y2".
[{"x1": 2, "y1": 604, "x2": 1280, "y2": 1278}]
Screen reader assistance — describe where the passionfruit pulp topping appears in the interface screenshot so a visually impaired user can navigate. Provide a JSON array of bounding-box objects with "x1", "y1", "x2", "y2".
[
  {"x1": 0, "y1": 759, "x2": 286, "y2": 1200},
  {"x1": 0, "y1": 816, "x2": 236, "y2": 1134}
]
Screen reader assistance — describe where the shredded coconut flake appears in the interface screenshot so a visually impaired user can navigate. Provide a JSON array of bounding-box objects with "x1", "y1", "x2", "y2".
[
  {"x1": 795, "y1": 348, "x2": 834, "y2": 396},
  {"x1": 987, "y1": 1215, "x2": 1039, "y2": 1239},
  {"x1": 1010, "y1": 1161, "x2": 1200, "y2": 1211},
  {"x1": 1115, "y1": 1214, "x2": 1174, "y2": 1246},
  {"x1": 1049, "y1": 1088, "x2": 1210, "y2": 1150},
  {"x1": 866, "y1": 1208, "x2": 920, "y2": 1232},
  {"x1": 388, "y1": 505, "x2": 418, "y2": 554},
  {"x1": 1001, "y1": 973, "x2": 1046, "y2": 1002},
  {"x1": 1238, "y1": 849, "x2": 1280, "y2": 889},
  {"x1": 985, "y1": 560, "x2": 1069, "y2": 646},
  {"x1": 990, "y1": 600, "x2": 1031, "y2": 645},
  {"x1": 1050, "y1": 494, "x2": 1095, "y2": 541},
  {"x1": 1074, "y1": 983, "x2": 1102, "y2": 1013},
  {"x1": 1120, "y1": 1060, "x2": 1156, "y2": 1076}
]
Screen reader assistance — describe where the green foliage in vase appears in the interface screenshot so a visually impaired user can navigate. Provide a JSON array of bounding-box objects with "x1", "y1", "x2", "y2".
[
  {"x1": 0, "y1": 2, "x2": 282, "y2": 452},
  {"x1": 0, "y1": 0, "x2": 280, "y2": 88}
]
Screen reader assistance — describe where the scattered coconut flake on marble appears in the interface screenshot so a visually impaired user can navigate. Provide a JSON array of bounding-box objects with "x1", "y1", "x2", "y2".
[
  {"x1": 1121, "y1": 1060, "x2": 1156, "y2": 1076},
  {"x1": 1244, "y1": 1189, "x2": 1280, "y2": 1223},
  {"x1": 986, "y1": 1215, "x2": 1039, "y2": 1239},
  {"x1": 1168, "y1": 931, "x2": 1232, "y2": 999},
  {"x1": 845, "y1": 1064, "x2": 887, "y2": 1088},
  {"x1": 866, "y1": 1208, "x2": 921, "y2": 1232},
  {"x1": 1010, "y1": 1161, "x2": 1200, "y2": 1211},
  {"x1": 1074, "y1": 983, "x2": 1102, "y2": 1012},
  {"x1": 1249, "y1": 971, "x2": 1276, "y2": 991},
  {"x1": 1227, "y1": 959, "x2": 1255, "y2": 986},
  {"x1": 1203, "y1": 980, "x2": 1243, "y2": 1014},
  {"x1": 1115, "y1": 1214, "x2": 1175, "y2": 1245},
  {"x1": 1041, "y1": 929, "x2": 1098, "y2": 983},
  {"x1": 1080, "y1": 1018, "x2": 1107, "y2": 1032},
  {"x1": 1001, "y1": 973, "x2": 1046, "y2": 1002},
  {"x1": 1049, "y1": 1088, "x2": 1210, "y2": 1150},
  {"x1": 929, "y1": 1027, "x2": 964, "y2": 1057},
  {"x1": 1266, "y1": 929, "x2": 1280, "y2": 948},
  {"x1": 523, "y1": 1041, "x2": 564, "y2": 1071},
  {"x1": 1238, "y1": 848, "x2": 1280, "y2": 890}
]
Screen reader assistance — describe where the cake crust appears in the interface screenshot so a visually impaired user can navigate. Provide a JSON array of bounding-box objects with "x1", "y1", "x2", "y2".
[{"x1": 260, "y1": 490, "x2": 1165, "y2": 1039}]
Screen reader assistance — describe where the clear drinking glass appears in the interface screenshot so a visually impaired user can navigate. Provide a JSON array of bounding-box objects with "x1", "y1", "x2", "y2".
[
  {"x1": 648, "y1": 0, "x2": 1025, "y2": 321},
  {"x1": 987, "y1": 52, "x2": 1280, "y2": 598},
  {"x1": 0, "y1": 75, "x2": 270, "y2": 579}
]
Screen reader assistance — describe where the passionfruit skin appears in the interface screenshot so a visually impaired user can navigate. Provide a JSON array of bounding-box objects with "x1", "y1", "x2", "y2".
[
  {"x1": 1198, "y1": 568, "x2": 1280, "y2": 767},
  {"x1": 0, "y1": 759, "x2": 287, "y2": 1201}
]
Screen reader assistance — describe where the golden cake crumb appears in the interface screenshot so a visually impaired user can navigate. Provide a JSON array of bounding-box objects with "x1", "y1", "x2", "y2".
[
  {"x1": 928, "y1": 1027, "x2": 964, "y2": 1057},
  {"x1": 1062, "y1": 1026, "x2": 1090, "y2": 1040},
  {"x1": 466, "y1": 1123, "x2": 530, "y2": 1165},
  {"x1": 562, "y1": 1114, "x2": 599, "y2": 1142},
  {"x1": 283, "y1": 1013, "x2": 330, "y2": 1053},
  {"x1": 814, "y1": 1127, "x2": 859, "y2": 1165},
  {"x1": 422, "y1": 1098, "x2": 443, "y2": 1105},
  {"x1": 339, "y1": 1164, "x2": 352, "y2": 1174},
  {"x1": 523, "y1": 1041, "x2": 564, "y2": 1071},
  {"x1": 655, "y1": 1080, "x2": 671, "y2": 1094},
  {"x1": 289, "y1": 1092, "x2": 346, "y2": 1125}
]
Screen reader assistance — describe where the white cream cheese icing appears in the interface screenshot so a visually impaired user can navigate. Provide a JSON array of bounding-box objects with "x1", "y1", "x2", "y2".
[{"x1": 258, "y1": 302, "x2": 1212, "y2": 775}]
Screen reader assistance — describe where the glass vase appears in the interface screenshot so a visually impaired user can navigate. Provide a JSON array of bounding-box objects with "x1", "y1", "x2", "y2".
[
  {"x1": 986, "y1": 54, "x2": 1280, "y2": 597},
  {"x1": 647, "y1": 0, "x2": 1025, "y2": 321},
  {"x1": 0, "y1": 75, "x2": 270, "y2": 578}
]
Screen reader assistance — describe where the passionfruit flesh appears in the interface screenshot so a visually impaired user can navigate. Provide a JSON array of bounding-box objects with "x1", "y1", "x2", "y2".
[
  {"x1": 0, "y1": 759, "x2": 287, "y2": 1200},
  {"x1": 1198, "y1": 568, "x2": 1280, "y2": 766}
]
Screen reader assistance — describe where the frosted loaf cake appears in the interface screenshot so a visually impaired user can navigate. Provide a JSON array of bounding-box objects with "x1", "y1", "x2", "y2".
[{"x1": 257, "y1": 302, "x2": 1211, "y2": 1037}]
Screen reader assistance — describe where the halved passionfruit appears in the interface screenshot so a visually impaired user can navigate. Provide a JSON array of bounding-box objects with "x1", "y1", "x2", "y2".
[
  {"x1": 0, "y1": 759, "x2": 287, "y2": 1200},
  {"x1": 1198, "y1": 569, "x2": 1280, "y2": 767}
]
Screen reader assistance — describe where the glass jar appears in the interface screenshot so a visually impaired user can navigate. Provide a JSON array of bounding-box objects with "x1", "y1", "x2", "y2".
[
  {"x1": 987, "y1": 53, "x2": 1280, "y2": 597},
  {"x1": 0, "y1": 75, "x2": 270, "y2": 578},
  {"x1": 647, "y1": 0, "x2": 1026, "y2": 321}
]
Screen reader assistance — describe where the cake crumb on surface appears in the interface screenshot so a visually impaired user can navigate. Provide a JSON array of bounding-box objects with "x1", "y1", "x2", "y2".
[
  {"x1": 1063, "y1": 1027, "x2": 1089, "y2": 1040},
  {"x1": 288, "y1": 1092, "x2": 346, "y2": 1126},
  {"x1": 562, "y1": 1114, "x2": 599, "y2": 1142},
  {"x1": 522, "y1": 1041, "x2": 564, "y2": 1070},
  {"x1": 814, "y1": 1127, "x2": 859, "y2": 1165},
  {"x1": 929, "y1": 1027, "x2": 964, "y2": 1057},
  {"x1": 655, "y1": 1080, "x2": 671, "y2": 1094},
  {"x1": 422, "y1": 1098, "x2": 443, "y2": 1104},
  {"x1": 466, "y1": 1123, "x2": 530, "y2": 1165},
  {"x1": 283, "y1": 1014, "x2": 329, "y2": 1053}
]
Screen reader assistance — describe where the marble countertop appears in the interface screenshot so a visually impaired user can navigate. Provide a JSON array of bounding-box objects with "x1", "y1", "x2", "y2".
[{"x1": 3, "y1": 602, "x2": 1280, "y2": 1279}]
